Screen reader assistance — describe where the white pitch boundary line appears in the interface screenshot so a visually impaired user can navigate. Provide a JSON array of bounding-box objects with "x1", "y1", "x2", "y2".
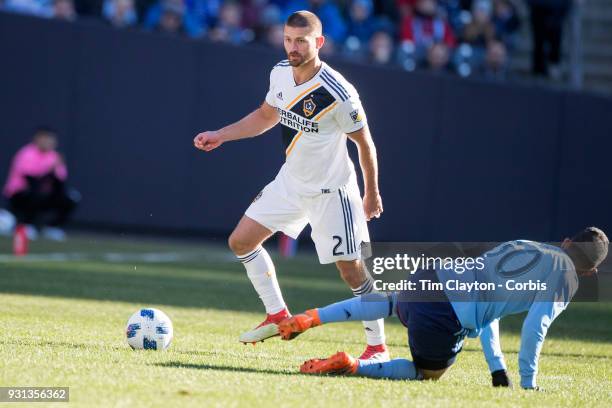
[{"x1": 0, "y1": 251, "x2": 236, "y2": 263}]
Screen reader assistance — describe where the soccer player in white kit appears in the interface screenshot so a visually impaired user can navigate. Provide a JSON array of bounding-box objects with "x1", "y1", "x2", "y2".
[{"x1": 193, "y1": 10, "x2": 388, "y2": 361}]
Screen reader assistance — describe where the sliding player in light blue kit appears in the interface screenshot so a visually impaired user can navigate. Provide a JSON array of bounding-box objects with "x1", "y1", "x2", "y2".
[{"x1": 278, "y1": 227, "x2": 608, "y2": 389}]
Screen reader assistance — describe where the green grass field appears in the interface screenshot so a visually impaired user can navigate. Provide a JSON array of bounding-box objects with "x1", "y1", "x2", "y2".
[{"x1": 1, "y1": 234, "x2": 611, "y2": 407}]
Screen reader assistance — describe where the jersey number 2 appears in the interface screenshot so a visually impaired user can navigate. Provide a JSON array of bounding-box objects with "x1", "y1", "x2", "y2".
[{"x1": 333, "y1": 236, "x2": 344, "y2": 256}]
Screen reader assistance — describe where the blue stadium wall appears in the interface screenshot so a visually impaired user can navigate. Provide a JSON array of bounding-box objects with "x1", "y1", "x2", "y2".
[{"x1": 1, "y1": 12, "x2": 612, "y2": 242}]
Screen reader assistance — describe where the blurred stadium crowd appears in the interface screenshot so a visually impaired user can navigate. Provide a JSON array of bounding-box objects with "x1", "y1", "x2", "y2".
[{"x1": 2, "y1": 0, "x2": 574, "y2": 80}]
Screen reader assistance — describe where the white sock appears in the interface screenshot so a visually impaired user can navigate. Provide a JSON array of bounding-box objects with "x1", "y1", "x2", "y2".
[
  {"x1": 237, "y1": 246, "x2": 286, "y2": 314},
  {"x1": 352, "y1": 277, "x2": 386, "y2": 346}
]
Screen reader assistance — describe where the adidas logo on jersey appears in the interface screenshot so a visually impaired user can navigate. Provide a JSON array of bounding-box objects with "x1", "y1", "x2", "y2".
[{"x1": 276, "y1": 92, "x2": 283, "y2": 100}]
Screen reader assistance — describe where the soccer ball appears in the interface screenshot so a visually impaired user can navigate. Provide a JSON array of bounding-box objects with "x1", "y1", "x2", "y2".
[{"x1": 126, "y1": 308, "x2": 173, "y2": 350}]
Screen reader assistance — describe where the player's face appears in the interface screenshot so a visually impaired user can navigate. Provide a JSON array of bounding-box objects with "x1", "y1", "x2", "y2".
[
  {"x1": 283, "y1": 25, "x2": 323, "y2": 67},
  {"x1": 34, "y1": 132, "x2": 57, "y2": 152}
]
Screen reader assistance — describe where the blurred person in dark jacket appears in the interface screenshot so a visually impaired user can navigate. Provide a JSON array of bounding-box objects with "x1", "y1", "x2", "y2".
[
  {"x1": 528, "y1": 0, "x2": 571, "y2": 78},
  {"x1": 373, "y1": 0, "x2": 399, "y2": 21},
  {"x1": 482, "y1": 39, "x2": 507, "y2": 78},
  {"x1": 103, "y1": 0, "x2": 138, "y2": 27},
  {"x1": 463, "y1": 0, "x2": 495, "y2": 48},
  {"x1": 157, "y1": 2, "x2": 186, "y2": 34},
  {"x1": 427, "y1": 42, "x2": 453, "y2": 70},
  {"x1": 343, "y1": 0, "x2": 379, "y2": 60},
  {"x1": 346, "y1": 0, "x2": 377, "y2": 45},
  {"x1": 210, "y1": 1, "x2": 254, "y2": 44},
  {"x1": 144, "y1": 0, "x2": 204, "y2": 37},
  {"x1": 492, "y1": 0, "x2": 520, "y2": 49},
  {"x1": 462, "y1": 0, "x2": 509, "y2": 75},
  {"x1": 187, "y1": 0, "x2": 221, "y2": 28},
  {"x1": 240, "y1": 0, "x2": 267, "y2": 33},
  {"x1": 368, "y1": 30, "x2": 395, "y2": 65},
  {"x1": 260, "y1": 2, "x2": 284, "y2": 45}
]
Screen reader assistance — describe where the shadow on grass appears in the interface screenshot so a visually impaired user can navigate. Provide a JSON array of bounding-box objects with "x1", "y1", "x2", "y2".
[
  {"x1": 460, "y1": 346, "x2": 611, "y2": 360},
  {"x1": 1, "y1": 261, "x2": 611, "y2": 344},
  {"x1": 153, "y1": 361, "x2": 305, "y2": 377}
]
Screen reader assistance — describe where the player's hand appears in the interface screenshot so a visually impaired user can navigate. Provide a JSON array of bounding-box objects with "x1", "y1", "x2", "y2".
[
  {"x1": 363, "y1": 191, "x2": 383, "y2": 221},
  {"x1": 194, "y1": 131, "x2": 223, "y2": 152},
  {"x1": 491, "y1": 369, "x2": 512, "y2": 387},
  {"x1": 54, "y1": 153, "x2": 65, "y2": 169}
]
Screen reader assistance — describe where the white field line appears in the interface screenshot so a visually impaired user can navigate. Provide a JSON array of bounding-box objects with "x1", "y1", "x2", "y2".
[{"x1": 0, "y1": 251, "x2": 236, "y2": 263}]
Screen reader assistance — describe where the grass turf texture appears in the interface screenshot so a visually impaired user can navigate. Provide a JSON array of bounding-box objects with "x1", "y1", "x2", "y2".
[{"x1": 0, "y1": 234, "x2": 611, "y2": 407}]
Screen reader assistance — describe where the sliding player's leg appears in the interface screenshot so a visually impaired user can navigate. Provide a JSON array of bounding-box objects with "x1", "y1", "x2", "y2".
[
  {"x1": 233, "y1": 180, "x2": 308, "y2": 343},
  {"x1": 299, "y1": 352, "x2": 422, "y2": 380},
  {"x1": 395, "y1": 299, "x2": 466, "y2": 380},
  {"x1": 361, "y1": 275, "x2": 463, "y2": 380},
  {"x1": 285, "y1": 291, "x2": 462, "y2": 381},
  {"x1": 277, "y1": 293, "x2": 416, "y2": 378},
  {"x1": 278, "y1": 293, "x2": 395, "y2": 340},
  {"x1": 296, "y1": 308, "x2": 447, "y2": 380},
  {"x1": 297, "y1": 305, "x2": 458, "y2": 380}
]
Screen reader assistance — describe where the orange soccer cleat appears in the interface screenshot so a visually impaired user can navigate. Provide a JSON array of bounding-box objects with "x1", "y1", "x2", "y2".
[
  {"x1": 278, "y1": 309, "x2": 321, "y2": 340},
  {"x1": 299, "y1": 351, "x2": 359, "y2": 376}
]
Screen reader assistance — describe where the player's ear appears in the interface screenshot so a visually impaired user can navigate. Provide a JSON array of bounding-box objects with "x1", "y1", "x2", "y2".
[
  {"x1": 316, "y1": 35, "x2": 325, "y2": 50},
  {"x1": 579, "y1": 267, "x2": 597, "y2": 277},
  {"x1": 561, "y1": 238, "x2": 571, "y2": 250}
]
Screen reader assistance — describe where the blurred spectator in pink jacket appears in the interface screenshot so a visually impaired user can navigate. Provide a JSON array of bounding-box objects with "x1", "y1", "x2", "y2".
[
  {"x1": 3, "y1": 127, "x2": 80, "y2": 240},
  {"x1": 400, "y1": 0, "x2": 456, "y2": 70}
]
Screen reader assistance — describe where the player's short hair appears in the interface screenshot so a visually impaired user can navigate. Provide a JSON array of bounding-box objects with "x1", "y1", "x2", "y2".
[
  {"x1": 568, "y1": 227, "x2": 609, "y2": 271},
  {"x1": 285, "y1": 10, "x2": 322, "y2": 35}
]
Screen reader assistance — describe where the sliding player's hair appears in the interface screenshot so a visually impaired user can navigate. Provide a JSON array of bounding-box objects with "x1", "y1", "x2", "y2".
[
  {"x1": 285, "y1": 10, "x2": 322, "y2": 35},
  {"x1": 567, "y1": 227, "x2": 609, "y2": 271}
]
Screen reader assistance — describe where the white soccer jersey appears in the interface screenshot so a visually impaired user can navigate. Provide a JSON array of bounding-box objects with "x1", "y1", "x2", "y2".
[{"x1": 265, "y1": 60, "x2": 367, "y2": 195}]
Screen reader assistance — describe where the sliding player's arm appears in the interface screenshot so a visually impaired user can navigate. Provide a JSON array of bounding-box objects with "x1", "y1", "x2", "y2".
[
  {"x1": 194, "y1": 101, "x2": 280, "y2": 152},
  {"x1": 518, "y1": 301, "x2": 568, "y2": 390},
  {"x1": 479, "y1": 319, "x2": 511, "y2": 387},
  {"x1": 348, "y1": 125, "x2": 383, "y2": 221}
]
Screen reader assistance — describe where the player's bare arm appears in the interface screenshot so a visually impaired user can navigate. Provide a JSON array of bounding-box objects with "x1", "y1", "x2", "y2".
[
  {"x1": 193, "y1": 101, "x2": 280, "y2": 152},
  {"x1": 348, "y1": 125, "x2": 383, "y2": 221}
]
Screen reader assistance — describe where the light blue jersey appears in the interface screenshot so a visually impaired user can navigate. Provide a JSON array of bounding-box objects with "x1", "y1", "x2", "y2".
[{"x1": 436, "y1": 240, "x2": 579, "y2": 388}]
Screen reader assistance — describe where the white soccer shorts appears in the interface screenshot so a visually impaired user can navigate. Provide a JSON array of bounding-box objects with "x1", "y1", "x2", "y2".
[{"x1": 245, "y1": 176, "x2": 370, "y2": 264}]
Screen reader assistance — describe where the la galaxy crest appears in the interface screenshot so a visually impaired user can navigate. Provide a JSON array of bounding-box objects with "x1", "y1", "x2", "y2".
[{"x1": 303, "y1": 98, "x2": 316, "y2": 117}]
